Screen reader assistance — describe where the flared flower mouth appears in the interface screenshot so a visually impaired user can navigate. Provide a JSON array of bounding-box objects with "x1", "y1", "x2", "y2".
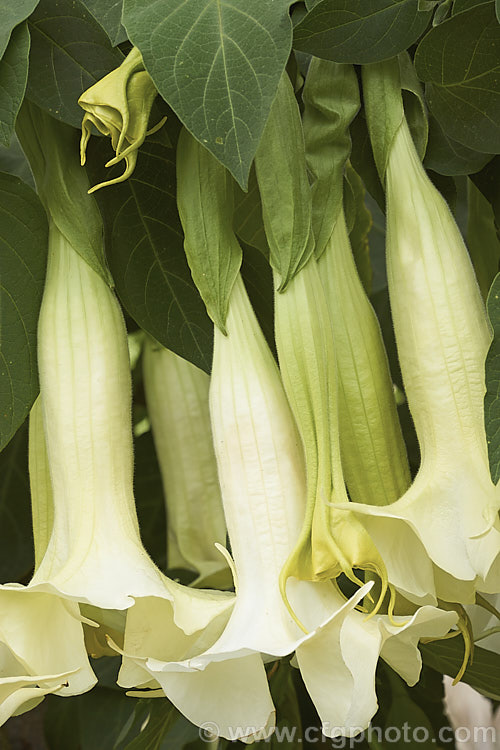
[{"x1": 336, "y1": 116, "x2": 500, "y2": 604}]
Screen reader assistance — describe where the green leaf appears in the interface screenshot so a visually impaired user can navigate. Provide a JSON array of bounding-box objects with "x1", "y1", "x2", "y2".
[
  {"x1": 345, "y1": 163, "x2": 373, "y2": 294},
  {"x1": 177, "y1": 129, "x2": 242, "y2": 334},
  {"x1": 241, "y1": 242, "x2": 275, "y2": 354},
  {"x1": 422, "y1": 638, "x2": 500, "y2": 700},
  {"x1": 350, "y1": 111, "x2": 385, "y2": 211},
  {"x1": 485, "y1": 273, "x2": 500, "y2": 483},
  {"x1": 78, "y1": 687, "x2": 137, "y2": 750},
  {"x1": 0, "y1": 0, "x2": 38, "y2": 59},
  {"x1": 361, "y1": 57, "x2": 404, "y2": 183},
  {"x1": 0, "y1": 420, "x2": 35, "y2": 582},
  {"x1": 81, "y1": 0, "x2": 126, "y2": 46},
  {"x1": 0, "y1": 135, "x2": 34, "y2": 188},
  {"x1": 497, "y1": 0, "x2": 500, "y2": 22},
  {"x1": 293, "y1": 0, "x2": 432, "y2": 64},
  {"x1": 302, "y1": 60, "x2": 360, "y2": 259},
  {"x1": 415, "y1": 2, "x2": 500, "y2": 154},
  {"x1": 16, "y1": 102, "x2": 112, "y2": 285},
  {"x1": 0, "y1": 23, "x2": 30, "y2": 147},
  {"x1": 44, "y1": 693, "x2": 81, "y2": 750},
  {"x1": 467, "y1": 179, "x2": 500, "y2": 302},
  {"x1": 122, "y1": 700, "x2": 178, "y2": 750},
  {"x1": 424, "y1": 114, "x2": 493, "y2": 176},
  {"x1": 266, "y1": 662, "x2": 302, "y2": 749},
  {"x1": 254, "y1": 72, "x2": 314, "y2": 289},
  {"x1": 471, "y1": 155, "x2": 500, "y2": 234},
  {"x1": 233, "y1": 166, "x2": 269, "y2": 258},
  {"x1": 384, "y1": 667, "x2": 436, "y2": 748},
  {"x1": 453, "y1": 0, "x2": 490, "y2": 13},
  {"x1": 86, "y1": 137, "x2": 213, "y2": 372},
  {"x1": 122, "y1": 0, "x2": 293, "y2": 189},
  {"x1": 0, "y1": 171, "x2": 48, "y2": 452},
  {"x1": 134, "y1": 430, "x2": 166, "y2": 571},
  {"x1": 27, "y1": 0, "x2": 123, "y2": 129}
]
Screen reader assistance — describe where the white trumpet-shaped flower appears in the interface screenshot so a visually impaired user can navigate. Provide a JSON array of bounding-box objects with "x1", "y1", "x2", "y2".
[
  {"x1": 118, "y1": 276, "x2": 458, "y2": 742},
  {"x1": 0, "y1": 398, "x2": 97, "y2": 725},
  {"x1": 8, "y1": 101, "x2": 233, "y2": 726},
  {"x1": 142, "y1": 337, "x2": 231, "y2": 588},
  {"x1": 27, "y1": 220, "x2": 234, "y2": 677},
  {"x1": 339, "y1": 115, "x2": 500, "y2": 603}
]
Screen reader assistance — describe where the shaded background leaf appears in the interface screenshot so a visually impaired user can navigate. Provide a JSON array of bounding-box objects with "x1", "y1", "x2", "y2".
[
  {"x1": 0, "y1": 420, "x2": 34, "y2": 582},
  {"x1": 467, "y1": 180, "x2": 500, "y2": 301},
  {"x1": 0, "y1": 0, "x2": 38, "y2": 59},
  {"x1": 293, "y1": 0, "x2": 432, "y2": 64},
  {"x1": 86, "y1": 138, "x2": 213, "y2": 372},
  {"x1": 424, "y1": 114, "x2": 493, "y2": 177},
  {"x1": 26, "y1": 0, "x2": 123, "y2": 129},
  {"x1": 0, "y1": 22, "x2": 30, "y2": 147},
  {"x1": 415, "y1": 2, "x2": 500, "y2": 154},
  {"x1": 123, "y1": 0, "x2": 294, "y2": 188},
  {"x1": 0, "y1": 134, "x2": 34, "y2": 188},
  {"x1": 0, "y1": 171, "x2": 48, "y2": 451},
  {"x1": 422, "y1": 639, "x2": 500, "y2": 701},
  {"x1": 484, "y1": 273, "x2": 500, "y2": 483},
  {"x1": 134, "y1": 430, "x2": 166, "y2": 571},
  {"x1": 81, "y1": 0, "x2": 127, "y2": 46}
]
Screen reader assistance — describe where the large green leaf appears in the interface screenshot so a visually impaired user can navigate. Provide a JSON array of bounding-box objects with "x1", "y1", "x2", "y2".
[
  {"x1": 471, "y1": 155, "x2": 500, "y2": 235},
  {"x1": 467, "y1": 180, "x2": 500, "y2": 302},
  {"x1": 384, "y1": 668, "x2": 436, "y2": 748},
  {"x1": 415, "y1": 2, "x2": 500, "y2": 154},
  {"x1": 79, "y1": 688, "x2": 137, "y2": 750},
  {"x1": 0, "y1": 171, "x2": 48, "y2": 451},
  {"x1": 0, "y1": 135, "x2": 34, "y2": 188},
  {"x1": 485, "y1": 273, "x2": 500, "y2": 483},
  {"x1": 422, "y1": 639, "x2": 500, "y2": 700},
  {"x1": 27, "y1": 0, "x2": 123, "y2": 129},
  {"x1": 0, "y1": 23, "x2": 30, "y2": 147},
  {"x1": 0, "y1": 0, "x2": 38, "y2": 59},
  {"x1": 87, "y1": 139, "x2": 213, "y2": 373},
  {"x1": 293, "y1": 0, "x2": 432, "y2": 64},
  {"x1": 81, "y1": 0, "x2": 126, "y2": 46},
  {"x1": 177, "y1": 128, "x2": 242, "y2": 332},
  {"x1": 424, "y1": 114, "x2": 493, "y2": 177},
  {"x1": 0, "y1": 420, "x2": 35, "y2": 582},
  {"x1": 122, "y1": 0, "x2": 293, "y2": 188}
]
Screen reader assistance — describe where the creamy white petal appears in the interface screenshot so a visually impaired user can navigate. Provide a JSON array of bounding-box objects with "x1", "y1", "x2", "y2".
[{"x1": 339, "y1": 117, "x2": 500, "y2": 601}]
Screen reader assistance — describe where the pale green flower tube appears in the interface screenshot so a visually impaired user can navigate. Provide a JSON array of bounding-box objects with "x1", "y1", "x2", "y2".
[
  {"x1": 341, "y1": 116, "x2": 500, "y2": 602},
  {"x1": 30, "y1": 220, "x2": 234, "y2": 625},
  {"x1": 28, "y1": 396, "x2": 53, "y2": 570},
  {"x1": 254, "y1": 72, "x2": 389, "y2": 609},
  {"x1": 142, "y1": 337, "x2": 231, "y2": 588},
  {"x1": 318, "y1": 208, "x2": 411, "y2": 507},
  {"x1": 120, "y1": 275, "x2": 457, "y2": 741},
  {"x1": 4, "y1": 104, "x2": 235, "y2": 725}
]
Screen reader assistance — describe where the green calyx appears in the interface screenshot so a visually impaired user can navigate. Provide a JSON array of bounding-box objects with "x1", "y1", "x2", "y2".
[
  {"x1": 16, "y1": 101, "x2": 111, "y2": 285},
  {"x1": 274, "y1": 258, "x2": 389, "y2": 622},
  {"x1": 319, "y1": 209, "x2": 411, "y2": 507}
]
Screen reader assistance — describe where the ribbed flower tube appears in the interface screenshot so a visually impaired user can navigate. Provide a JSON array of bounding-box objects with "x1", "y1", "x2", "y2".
[
  {"x1": 142, "y1": 337, "x2": 230, "y2": 588},
  {"x1": 119, "y1": 275, "x2": 457, "y2": 741},
  {"x1": 28, "y1": 221, "x2": 235, "y2": 645},
  {"x1": 343, "y1": 116, "x2": 500, "y2": 601},
  {"x1": 319, "y1": 209, "x2": 410, "y2": 508},
  {"x1": 274, "y1": 257, "x2": 388, "y2": 608}
]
